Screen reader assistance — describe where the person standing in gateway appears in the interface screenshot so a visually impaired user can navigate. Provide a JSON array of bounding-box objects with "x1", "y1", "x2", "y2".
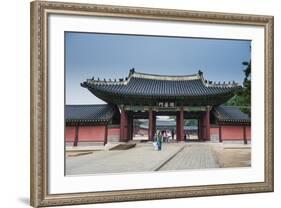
[{"x1": 157, "y1": 131, "x2": 163, "y2": 151}]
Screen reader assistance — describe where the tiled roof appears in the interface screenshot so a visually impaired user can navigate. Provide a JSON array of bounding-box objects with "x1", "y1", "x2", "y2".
[
  {"x1": 81, "y1": 69, "x2": 241, "y2": 105},
  {"x1": 213, "y1": 105, "x2": 250, "y2": 123},
  {"x1": 65, "y1": 104, "x2": 117, "y2": 123}
]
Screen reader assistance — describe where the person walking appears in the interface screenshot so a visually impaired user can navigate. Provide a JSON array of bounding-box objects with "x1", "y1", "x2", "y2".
[{"x1": 157, "y1": 131, "x2": 163, "y2": 151}]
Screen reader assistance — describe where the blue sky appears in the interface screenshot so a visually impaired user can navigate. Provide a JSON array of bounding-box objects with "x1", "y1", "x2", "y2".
[{"x1": 65, "y1": 32, "x2": 251, "y2": 104}]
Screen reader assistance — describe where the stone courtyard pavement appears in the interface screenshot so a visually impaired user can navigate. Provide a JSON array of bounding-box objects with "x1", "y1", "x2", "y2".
[
  {"x1": 66, "y1": 143, "x2": 184, "y2": 175},
  {"x1": 159, "y1": 143, "x2": 220, "y2": 171},
  {"x1": 66, "y1": 142, "x2": 250, "y2": 175}
]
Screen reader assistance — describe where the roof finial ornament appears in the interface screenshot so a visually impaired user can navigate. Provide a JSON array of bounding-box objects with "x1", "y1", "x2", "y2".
[
  {"x1": 198, "y1": 70, "x2": 203, "y2": 77},
  {"x1": 129, "y1": 68, "x2": 135, "y2": 76}
]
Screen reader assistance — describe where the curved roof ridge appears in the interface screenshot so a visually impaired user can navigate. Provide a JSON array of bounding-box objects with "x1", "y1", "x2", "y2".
[
  {"x1": 130, "y1": 70, "x2": 200, "y2": 81},
  {"x1": 129, "y1": 70, "x2": 239, "y2": 88},
  {"x1": 81, "y1": 69, "x2": 240, "y2": 89}
]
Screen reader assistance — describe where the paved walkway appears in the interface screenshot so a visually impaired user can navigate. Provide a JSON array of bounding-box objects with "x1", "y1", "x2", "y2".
[
  {"x1": 159, "y1": 143, "x2": 220, "y2": 171},
  {"x1": 66, "y1": 143, "x2": 184, "y2": 175},
  {"x1": 66, "y1": 143, "x2": 250, "y2": 175}
]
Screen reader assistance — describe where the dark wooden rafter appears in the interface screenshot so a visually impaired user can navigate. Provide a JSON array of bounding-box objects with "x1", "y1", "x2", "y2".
[
  {"x1": 66, "y1": 121, "x2": 108, "y2": 126},
  {"x1": 217, "y1": 121, "x2": 251, "y2": 126},
  {"x1": 85, "y1": 90, "x2": 235, "y2": 106}
]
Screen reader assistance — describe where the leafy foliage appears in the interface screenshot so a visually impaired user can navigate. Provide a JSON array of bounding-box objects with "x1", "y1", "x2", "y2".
[
  {"x1": 184, "y1": 119, "x2": 198, "y2": 126},
  {"x1": 225, "y1": 61, "x2": 251, "y2": 116}
]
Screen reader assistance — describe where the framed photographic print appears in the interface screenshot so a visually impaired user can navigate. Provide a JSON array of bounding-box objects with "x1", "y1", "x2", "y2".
[{"x1": 30, "y1": 1, "x2": 274, "y2": 207}]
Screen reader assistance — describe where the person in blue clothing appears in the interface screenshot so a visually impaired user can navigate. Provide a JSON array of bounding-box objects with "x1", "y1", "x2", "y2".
[{"x1": 157, "y1": 131, "x2": 163, "y2": 151}]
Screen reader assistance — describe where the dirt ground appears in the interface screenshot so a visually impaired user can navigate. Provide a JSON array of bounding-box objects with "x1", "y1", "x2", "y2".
[{"x1": 213, "y1": 148, "x2": 251, "y2": 168}]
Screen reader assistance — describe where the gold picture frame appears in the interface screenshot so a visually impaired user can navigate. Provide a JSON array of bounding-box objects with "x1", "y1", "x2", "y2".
[{"x1": 30, "y1": 1, "x2": 274, "y2": 207}]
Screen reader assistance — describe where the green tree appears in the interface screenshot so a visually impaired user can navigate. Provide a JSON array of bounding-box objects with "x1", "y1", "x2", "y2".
[
  {"x1": 225, "y1": 61, "x2": 251, "y2": 116},
  {"x1": 184, "y1": 119, "x2": 198, "y2": 126}
]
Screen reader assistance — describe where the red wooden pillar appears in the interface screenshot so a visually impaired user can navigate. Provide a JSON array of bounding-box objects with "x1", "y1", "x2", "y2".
[
  {"x1": 120, "y1": 108, "x2": 127, "y2": 142},
  {"x1": 198, "y1": 116, "x2": 202, "y2": 140},
  {"x1": 148, "y1": 108, "x2": 153, "y2": 141},
  {"x1": 104, "y1": 125, "x2": 108, "y2": 145},
  {"x1": 219, "y1": 125, "x2": 222, "y2": 142},
  {"x1": 179, "y1": 107, "x2": 184, "y2": 141},
  {"x1": 129, "y1": 116, "x2": 133, "y2": 141},
  {"x1": 200, "y1": 115, "x2": 205, "y2": 140},
  {"x1": 126, "y1": 115, "x2": 131, "y2": 141},
  {"x1": 197, "y1": 120, "x2": 200, "y2": 140},
  {"x1": 243, "y1": 125, "x2": 247, "y2": 144},
  {"x1": 119, "y1": 109, "x2": 124, "y2": 142},
  {"x1": 176, "y1": 112, "x2": 180, "y2": 141},
  {"x1": 73, "y1": 124, "x2": 79, "y2": 146},
  {"x1": 152, "y1": 112, "x2": 156, "y2": 140},
  {"x1": 205, "y1": 106, "x2": 210, "y2": 140}
]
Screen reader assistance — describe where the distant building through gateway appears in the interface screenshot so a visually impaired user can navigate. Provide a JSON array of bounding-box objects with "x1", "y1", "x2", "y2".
[{"x1": 65, "y1": 69, "x2": 251, "y2": 146}]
